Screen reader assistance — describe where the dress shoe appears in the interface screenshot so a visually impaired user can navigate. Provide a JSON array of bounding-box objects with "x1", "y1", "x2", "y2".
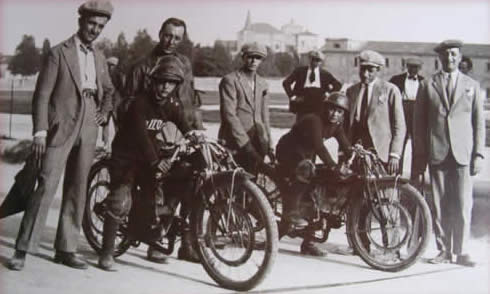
[
  {"x1": 428, "y1": 251, "x2": 452, "y2": 264},
  {"x1": 147, "y1": 246, "x2": 167, "y2": 264},
  {"x1": 98, "y1": 254, "x2": 116, "y2": 271},
  {"x1": 300, "y1": 241, "x2": 327, "y2": 257},
  {"x1": 54, "y1": 251, "x2": 88, "y2": 270},
  {"x1": 455, "y1": 254, "x2": 476, "y2": 267},
  {"x1": 7, "y1": 250, "x2": 26, "y2": 271}
]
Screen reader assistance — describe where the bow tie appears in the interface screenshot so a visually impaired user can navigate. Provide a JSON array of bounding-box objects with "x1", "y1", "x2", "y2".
[{"x1": 408, "y1": 75, "x2": 417, "y2": 81}]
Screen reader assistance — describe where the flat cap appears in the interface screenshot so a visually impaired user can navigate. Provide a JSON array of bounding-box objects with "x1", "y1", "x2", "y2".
[
  {"x1": 241, "y1": 43, "x2": 267, "y2": 58},
  {"x1": 434, "y1": 39, "x2": 463, "y2": 53},
  {"x1": 309, "y1": 50, "x2": 324, "y2": 61},
  {"x1": 405, "y1": 57, "x2": 423, "y2": 66},
  {"x1": 106, "y1": 56, "x2": 118, "y2": 66},
  {"x1": 78, "y1": 0, "x2": 114, "y2": 19},
  {"x1": 359, "y1": 50, "x2": 384, "y2": 67}
]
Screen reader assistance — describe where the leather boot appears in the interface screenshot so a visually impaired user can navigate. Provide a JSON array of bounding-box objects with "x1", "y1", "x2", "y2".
[
  {"x1": 98, "y1": 217, "x2": 119, "y2": 271},
  {"x1": 178, "y1": 229, "x2": 200, "y2": 263}
]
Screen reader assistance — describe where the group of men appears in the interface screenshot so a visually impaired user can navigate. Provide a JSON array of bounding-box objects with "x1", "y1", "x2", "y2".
[{"x1": 3, "y1": 0, "x2": 485, "y2": 273}]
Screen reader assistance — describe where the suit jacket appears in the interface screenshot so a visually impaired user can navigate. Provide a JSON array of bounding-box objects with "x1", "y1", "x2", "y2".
[
  {"x1": 218, "y1": 70, "x2": 273, "y2": 153},
  {"x1": 389, "y1": 73, "x2": 425, "y2": 97},
  {"x1": 282, "y1": 66, "x2": 342, "y2": 98},
  {"x1": 346, "y1": 79, "x2": 406, "y2": 162},
  {"x1": 413, "y1": 71, "x2": 485, "y2": 167},
  {"x1": 32, "y1": 35, "x2": 113, "y2": 147}
]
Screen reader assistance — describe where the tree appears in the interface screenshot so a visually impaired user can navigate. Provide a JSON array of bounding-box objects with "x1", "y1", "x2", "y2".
[
  {"x1": 41, "y1": 38, "x2": 51, "y2": 64},
  {"x1": 274, "y1": 52, "x2": 297, "y2": 76},
  {"x1": 111, "y1": 32, "x2": 130, "y2": 70},
  {"x1": 8, "y1": 35, "x2": 41, "y2": 76},
  {"x1": 213, "y1": 41, "x2": 233, "y2": 76},
  {"x1": 193, "y1": 46, "x2": 218, "y2": 76},
  {"x1": 128, "y1": 29, "x2": 155, "y2": 66},
  {"x1": 177, "y1": 38, "x2": 194, "y2": 64},
  {"x1": 257, "y1": 47, "x2": 280, "y2": 77},
  {"x1": 95, "y1": 37, "x2": 113, "y2": 58}
]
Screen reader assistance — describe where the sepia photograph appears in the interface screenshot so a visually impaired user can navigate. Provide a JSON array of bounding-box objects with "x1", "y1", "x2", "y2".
[{"x1": 0, "y1": 0, "x2": 488, "y2": 293}]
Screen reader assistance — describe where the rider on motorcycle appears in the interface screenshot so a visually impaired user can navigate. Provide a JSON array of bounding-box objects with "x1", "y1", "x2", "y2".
[
  {"x1": 98, "y1": 55, "x2": 194, "y2": 271},
  {"x1": 275, "y1": 91, "x2": 352, "y2": 256}
]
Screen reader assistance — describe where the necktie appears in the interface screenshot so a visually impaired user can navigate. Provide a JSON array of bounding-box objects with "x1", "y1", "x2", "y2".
[
  {"x1": 446, "y1": 74, "x2": 453, "y2": 105},
  {"x1": 80, "y1": 43, "x2": 93, "y2": 54},
  {"x1": 309, "y1": 69, "x2": 315, "y2": 83},
  {"x1": 360, "y1": 84, "x2": 369, "y2": 123}
]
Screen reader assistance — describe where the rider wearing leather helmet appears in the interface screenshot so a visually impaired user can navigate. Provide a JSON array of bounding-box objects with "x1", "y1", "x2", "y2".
[
  {"x1": 98, "y1": 55, "x2": 193, "y2": 271},
  {"x1": 275, "y1": 91, "x2": 352, "y2": 257}
]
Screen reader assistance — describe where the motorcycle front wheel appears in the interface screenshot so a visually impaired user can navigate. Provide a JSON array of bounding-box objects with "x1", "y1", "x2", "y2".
[
  {"x1": 191, "y1": 173, "x2": 278, "y2": 292},
  {"x1": 82, "y1": 158, "x2": 131, "y2": 257},
  {"x1": 348, "y1": 181, "x2": 431, "y2": 272}
]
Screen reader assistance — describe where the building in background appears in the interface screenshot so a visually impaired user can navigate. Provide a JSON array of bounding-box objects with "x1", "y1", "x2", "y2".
[
  {"x1": 320, "y1": 38, "x2": 490, "y2": 99},
  {"x1": 221, "y1": 11, "x2": 319, "y2": 55}
]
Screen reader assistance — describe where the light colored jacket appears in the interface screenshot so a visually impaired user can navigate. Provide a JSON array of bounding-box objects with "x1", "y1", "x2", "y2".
[
  {"x1": 413, "y1": 71, "x2": 485, "y2": 166},
  {"x1": 218, "y1": 70, "x2": 273, "y2": 152},
  {"x1": 32, "y1": 36, "x2": 114, "y2": 147},
  {"x1": 346, "y1": 79, "x2": 406, "y2": 162}
]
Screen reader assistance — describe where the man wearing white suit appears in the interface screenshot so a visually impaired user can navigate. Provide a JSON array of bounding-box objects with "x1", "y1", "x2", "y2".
[
  {"x1": 346, "y1": 50, "x2": 406, "y2": 175},
  {"x1": 412, "y1": 40, "x2": 485, "y2": 267}
]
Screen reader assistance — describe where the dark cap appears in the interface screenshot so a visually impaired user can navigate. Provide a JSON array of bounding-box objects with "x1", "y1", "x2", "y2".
[
  {"x1": 149, "y1": 55, "x2": 185, "y2": 83},
  {"x1": 241, "y1": 43, "x2": 267, "y2": 58},
  {"x1": 405, "y1": 57, "x2": 423, "y2": 66},
  {"x1": 78, "y1": 0, "x2": 114, "y2": 19},
  {"x1": 434, "y1": 39, "x2": 463, "y2": 53},
  {"x1": 309, "y1": 50, "x2": 324, "y2": 61}
]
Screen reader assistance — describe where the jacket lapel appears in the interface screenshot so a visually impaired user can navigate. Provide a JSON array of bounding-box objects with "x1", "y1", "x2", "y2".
[
  {"x1": 94, "y1": 50, "x2": 104, "y2": 103},
  {"x1": 368, "y1": 80, "x2": 381, "y2": 118},
  {"x1": 61, "y1": 36, "x2": 83, "y2": 97},
  {"x1": 237, "y1": 71, "x2": 254, "y2": 108},
  {"x1": 431, "y1": 73, "x2": 450, "y2": 111},
  {"x1": 451, "y1": 73, "x2": 466, "y2": 107}
]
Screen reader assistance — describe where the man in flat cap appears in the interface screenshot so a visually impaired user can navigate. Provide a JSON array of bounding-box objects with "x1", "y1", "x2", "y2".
[
  {"x1": 346, "y1": 50, "x2": 406, "y2": 175},
  {"x1": 389, "y1": 57, "x2": 425, "y2": 172},
  {"x1": 412, "y1": 40, "x2": 485, "y2": 267},
  {"x1": 7, "y1": 0, "x2": 114, "y2": 271},
  {"x1": 219, "y1": 43, "x2": 274, "y2": 175},
  {"x1": 124, "y1": 17, "x2": 201, "y2": 263},
  {"x1": 283, "y1": 50, "x2": 342, "y2": 120}
]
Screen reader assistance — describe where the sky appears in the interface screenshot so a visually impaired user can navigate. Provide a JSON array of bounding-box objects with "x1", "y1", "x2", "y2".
[{"x1": 0, "y1": 0, "x2": 489, "y2": 54}]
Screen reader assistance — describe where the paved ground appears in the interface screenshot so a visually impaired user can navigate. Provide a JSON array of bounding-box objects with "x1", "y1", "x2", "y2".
[{"x1": 0, "y1": 114, "x2": 489, "y2": 294}]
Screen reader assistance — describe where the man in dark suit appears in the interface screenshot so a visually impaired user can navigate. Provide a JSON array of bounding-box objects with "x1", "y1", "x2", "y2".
[
  {"x1": 283, "y1": 50, "x2": 342, "y2": 120},
  {"x1": 389, "y1": 57, "x2": 424, "y2": 172},
  {"x1": 7, "y1": 0, "x2": 114, "y2": 271},
  {"x1": 412, "y1": 40, "x2": 485, "y2": 267}
]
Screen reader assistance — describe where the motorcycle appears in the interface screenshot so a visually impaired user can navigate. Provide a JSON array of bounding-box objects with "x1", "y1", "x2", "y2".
[
  {"x1": 255, "y1": 144, "x2": 432, "y2": 272},
  {"x1": 83, "y1": 133, "x2": 278, "y2": 291}
]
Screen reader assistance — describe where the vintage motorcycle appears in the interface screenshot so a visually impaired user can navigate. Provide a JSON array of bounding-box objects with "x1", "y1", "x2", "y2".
[
  {"x1": 255, "y1": 144, "x2": 432, "y2": 272},
  {"x1": 82, "y1": 133, "x2": 278, "y2": 292}
]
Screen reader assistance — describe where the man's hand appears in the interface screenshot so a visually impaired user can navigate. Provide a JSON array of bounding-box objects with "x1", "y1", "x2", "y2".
[
  {"x1": 95, "y1": 112, "x2": 108, "y2": 126},
  {"x1": 154, "y1": 158, "x2": 172, "y2": 179},
  {"x1": 470, "y1": 155, "x2": 484, "y2": 176},
  {"x1": 32, "y1": 136, "x2": 47, "y2": 169},
  {"x1": 387, "y1": 156, "x2": 399, "y2": 175}
]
